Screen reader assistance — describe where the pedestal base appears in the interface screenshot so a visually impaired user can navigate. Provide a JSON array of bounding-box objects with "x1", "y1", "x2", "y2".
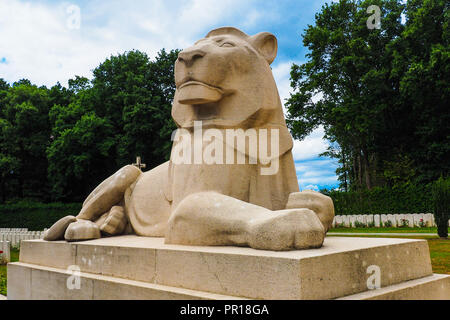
[{"x1": 7, "y1": 236, "x2": 450, "y2": 300}]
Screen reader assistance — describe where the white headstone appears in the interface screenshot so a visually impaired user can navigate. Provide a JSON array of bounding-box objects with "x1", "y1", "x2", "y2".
[
  {"x1": 342, "y1": 215, "x2": 350, "y2": 227},
  {"x1": 386, "y1": 214, "x2": 396, "y2": 227},
  {"x1": 374, "y1": 214, "x2": 381, "y2": 227},
  {"x1": 349, "y1": 215, "x2": 356, "y2": 227},
  {"x1": 335, "y1": 216, "x2": 343, "y2": 227},
  {"x1": 0, "y1": 241, "x2": 10, "y2": 264}
]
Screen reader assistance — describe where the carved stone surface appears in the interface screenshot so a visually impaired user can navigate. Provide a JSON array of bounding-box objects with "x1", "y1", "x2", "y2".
[
  {"x1": 43, "y1": 216, "x2": 77, "y2": 241},
  {"x1": 45, "y1": 27, "x2": 335, "y2": 251},
  {"x1": 64, "y1": 220, "x2": 101, "y2": 241}
]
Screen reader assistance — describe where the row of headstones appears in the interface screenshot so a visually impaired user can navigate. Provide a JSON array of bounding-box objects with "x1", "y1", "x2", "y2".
[
  {"x1": 0, "y1": 230, "x2": 46, "y2": 248},
  {"x1": 331, "y1": 213, "x2": 450, "y2": 228},
  {"x1": 0, "y1": 240, "x2": 10, "y2": 264}
]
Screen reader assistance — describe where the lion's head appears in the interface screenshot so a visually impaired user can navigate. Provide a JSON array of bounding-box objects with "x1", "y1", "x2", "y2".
[{"x1": 172, "y1": 27, "x2": 288, "y2": 133}]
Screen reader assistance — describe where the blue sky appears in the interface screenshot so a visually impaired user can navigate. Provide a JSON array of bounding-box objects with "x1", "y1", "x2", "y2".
[{"x1": 0, "y1": 0, "x2": 340, "y2": 191}]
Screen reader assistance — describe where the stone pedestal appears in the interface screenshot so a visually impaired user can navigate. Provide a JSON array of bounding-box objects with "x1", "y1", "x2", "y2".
[{"x1": 7, "y1": 236, "x2": 450, "y2": 300}]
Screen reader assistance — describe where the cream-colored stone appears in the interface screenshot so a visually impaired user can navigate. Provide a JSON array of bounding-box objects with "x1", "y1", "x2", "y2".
[
  {"x1": 100, "y1": 206, "x2": 127, "y2": 235},
  {"x1": 8, "y1": 262, "x2": 243, "y2": 300},
  {"x1": 7, "y1": 263, "x2": 31, "y2": 300},
  {"x1": 43, "y1": 215, "x2": 77, "y2": 241},
  {"x1": 10, "y1": 236, "x2": 443, "y2": 300},
  {"x1": 286, "y1": 190, "x2": 335, "y2": 231},
  {"x1": 64, "y1": 220, "x2": 100, "y2": 241},
  {"x1": 75, "y1": 244, "x2": 156, "y2": 282},
  {"x1": 165, "y1": 191, "x2": 325, "y2": 250},
  {"x1": 20, "y1": 240, "x2": 76, "y2": 269},
  {"x1": 338, "y1": 274, "x2": 450, "y2": 300},
  {"x1": 77, "y1": 165, "x2": 141, "y2": 221},
  {"x1": 43, "y1": 27, "x2": 334, "y2": 251}
]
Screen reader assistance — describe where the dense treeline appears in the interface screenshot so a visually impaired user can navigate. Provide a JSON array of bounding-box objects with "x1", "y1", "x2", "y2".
[
  {"x1": 287, "y1": 0, "x2": 449, "y2": 191},
  {"x1": 0, "y1": 201, "x2": 81, "y2": 230},
  {"x1": 0, "y1": 49, "x2": 179, "y2": 202},
  {"x1": 325, "y1": 184, "x2": 434, "y2": 215}
]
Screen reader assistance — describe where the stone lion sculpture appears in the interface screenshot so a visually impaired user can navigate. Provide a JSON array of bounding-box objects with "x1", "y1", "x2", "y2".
[{"x1": 44, "y1": 27, "x2": 335, "y2": 251}]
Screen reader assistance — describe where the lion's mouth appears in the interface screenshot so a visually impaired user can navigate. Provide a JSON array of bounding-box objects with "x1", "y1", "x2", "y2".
[
  {"x1": 177, "y1": 81, "x2": 224, "y2": 105},
  {"x1": 179, "y1": 80, "x2": 219, "y2": 91}
]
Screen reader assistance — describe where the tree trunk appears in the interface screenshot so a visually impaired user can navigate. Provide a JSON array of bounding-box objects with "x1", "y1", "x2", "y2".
[
  {"x1": 342, "y1": 149, "x2": 348, "y2": 192},
  {"x1": 358, "y1": 151, "x2": 363, "y2": 188},
  {"x1": 362, "y1": 149, "x2": 372, "y2": 190}
]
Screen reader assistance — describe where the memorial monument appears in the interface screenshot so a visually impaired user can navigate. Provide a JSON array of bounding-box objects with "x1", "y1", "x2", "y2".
[
  {"x1": 7, "y1": 27, "x2": 449, "y2": 300},
  {"x1": 42, "y1": 26, "x2": 334, "y2": 251}
]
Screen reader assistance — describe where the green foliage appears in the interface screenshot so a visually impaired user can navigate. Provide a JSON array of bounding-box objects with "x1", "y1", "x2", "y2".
[
  {"x1": 0, "y1": 48, "x2": 179, "y2": 203},
  {"x1": 432, "y1": 177, "x2": 450, "y2": 238},
  {"x1": 287, "y1": 0, "x2": 449, "y2": 190},
  {"x1": 47, "y1": 111, "x2": 115, "y2": 200},
  {"x1": 399, "y1": 218, "x2": 410, "y2": 228},
  {"x1": 0, "y1": 81, "x2": 53, "y2": 201},
  {"x1": 354, "y1": 221, "x2": 367, "y2": 228},
  {"x1": 46, "y1": 49, "x2": 179, "y2": 201},
  {"x1": 0, "y1": 201, "x2": 81, "y2": 230},
  {"x1": 383, "y1": 220, "x2": 393, "y2": 227},
  {"x1": 324, "y1": 183, "x2": 434, "y2": 215}
]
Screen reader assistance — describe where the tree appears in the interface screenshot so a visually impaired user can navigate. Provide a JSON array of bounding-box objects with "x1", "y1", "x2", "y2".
[
  {"x1": 432, "y1": 177, "x2": 449, "y2": 238},
  {"x1": 47, "y1": 110, "x2": 115, "y2": 200},
  {"x1": 1, "y1": 81, "x2": 51, "y2": 200},
  {"x1": 118, "y1": 49, "x2": 179, "y2": 169},
  {"x1": 391, "y1": 0, "x2": 450, "y2": 183},
  {"x1": 287, "y1": 0, "x2": 449, "y2": 190},
  {"x1": 46, "y1": 49, "x2": 179, "y2": 201}
]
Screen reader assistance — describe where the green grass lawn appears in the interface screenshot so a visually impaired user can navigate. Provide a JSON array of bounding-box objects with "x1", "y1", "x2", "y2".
[
  {"x1": 0, "y1": 248, "x2": 19, "y2": 296},
  {"x1": 329, "y1": 227, "x2": 448, "y2": 233}
]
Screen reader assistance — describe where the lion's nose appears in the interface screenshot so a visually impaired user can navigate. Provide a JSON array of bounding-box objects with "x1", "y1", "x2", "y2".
[{"x1": 177, "y1": 49, "x2": 206, "y2": 66}]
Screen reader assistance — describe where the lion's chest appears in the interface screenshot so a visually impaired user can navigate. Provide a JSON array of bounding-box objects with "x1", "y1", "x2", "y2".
[{"x1": 170, "y1": 162, "x2": 257, "y2": 208}]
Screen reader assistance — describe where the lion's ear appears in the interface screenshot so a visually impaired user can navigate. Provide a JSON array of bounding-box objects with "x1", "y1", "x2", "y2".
[{"x1": 249, "y1": 32, "x2": 278, "y2": 65}]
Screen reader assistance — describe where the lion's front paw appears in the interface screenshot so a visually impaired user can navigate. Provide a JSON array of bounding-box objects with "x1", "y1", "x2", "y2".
[
  {"x1": 286, "y1": 190, "x2": 335, "y2": 232},
  {"x1": 64, "y1": 220, "x2": 101, "y2": 241},
  {"x1": 247, "y1": 209, "x2": 325, "y2": 251},
  {"x1": 44, "y1": 215, "x2": 77, "y2": 241}
]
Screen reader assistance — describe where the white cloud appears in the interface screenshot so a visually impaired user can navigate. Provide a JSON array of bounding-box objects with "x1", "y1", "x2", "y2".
[
  {"x1": 271, "y1": 60, "x2": 329, "y2": 162},
  {"x1": 271, "y1": 60, "x2": 296, "y2": 113},
  {"x1": 291, "y1": 126, "x2": 329, "y2": 161},
  {"x1": 295, "y1": 158, "x2": 339, "y2": 190},
  {"x1": 298, "y1": 175, "x2": 338, "y2": 189},
  {"x1": 303, "y1": 184, "x2": 319, "y2": 191},
  {"x1": 0, "y1": 0, "x2": 258, "y2": 87}
]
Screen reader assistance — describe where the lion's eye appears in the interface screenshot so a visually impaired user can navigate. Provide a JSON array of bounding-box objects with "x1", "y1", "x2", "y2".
[{"x1": 220, "y1": 42, "x2": 234, "y2": 48}]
